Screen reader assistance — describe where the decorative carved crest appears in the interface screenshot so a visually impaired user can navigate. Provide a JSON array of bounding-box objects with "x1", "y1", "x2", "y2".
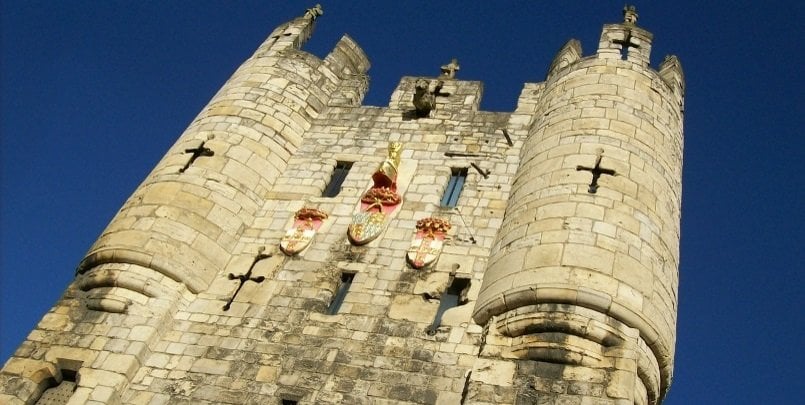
[
  {"x1": 348, "y1": 143, "x2": 404, "y2": 245},
  {"x1": 407, "y1": 217, "x2": 451, "y2": 269},
  {"x1": 280, "y1": 208, "x2": 328, "y2": 255}
]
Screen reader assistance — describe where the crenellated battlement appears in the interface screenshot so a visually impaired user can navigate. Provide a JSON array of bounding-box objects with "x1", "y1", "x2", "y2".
[
  {"x1": 323, "y1": 34, "x2": 370, "y2": 107},
  {"x1": 543, "y1": 19, "x2": 684, "y2": 98},
  {"x1": 546, "y1": 39, "x2": 583, "y2": 80},
  {"x1": 324, "y1": 35, "x2": 370, "y2": 79}
]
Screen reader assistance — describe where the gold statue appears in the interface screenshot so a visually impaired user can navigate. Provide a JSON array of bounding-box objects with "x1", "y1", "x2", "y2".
[{"x1": 373, "y1": 141, "x2": 403, "y2": 189}]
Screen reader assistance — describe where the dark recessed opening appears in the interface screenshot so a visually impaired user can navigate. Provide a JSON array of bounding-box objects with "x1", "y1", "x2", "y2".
[
  {"x1": 326, "y1": 272, "x2": 355, "y2": 315},
  {"x1": 441, "y1": 168, "x2": 468, "y2": 208},
  {"x1": 323, "y1": 161, "x2": 353, "y2": 197}
]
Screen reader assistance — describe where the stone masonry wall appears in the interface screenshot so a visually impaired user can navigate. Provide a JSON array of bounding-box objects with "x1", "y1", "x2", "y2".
[
  {"x1": 114, "y1": 76, "x2": 526, "y2": 404},
  {"x1": 1, "y1": 7, "x2": 682, "y2": 405}
]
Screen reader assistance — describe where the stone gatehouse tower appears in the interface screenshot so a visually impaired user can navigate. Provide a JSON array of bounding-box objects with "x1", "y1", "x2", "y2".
[{"x1": 1, "y1": 5, "x2": 684, "y2": 405}]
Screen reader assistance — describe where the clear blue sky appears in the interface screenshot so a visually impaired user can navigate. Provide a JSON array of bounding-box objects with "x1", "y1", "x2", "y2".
[{"x1": 2, "y1": 2, "x2": 803, "y2": 403}]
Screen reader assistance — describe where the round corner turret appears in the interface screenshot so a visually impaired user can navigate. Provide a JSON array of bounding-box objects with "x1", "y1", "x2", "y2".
[{"x1": 473, "y1": 8, "x2": 684, "y2": 402}]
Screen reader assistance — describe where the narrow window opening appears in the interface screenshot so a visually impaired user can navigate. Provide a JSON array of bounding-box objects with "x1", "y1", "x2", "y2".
[
  {"x1": 619, "y1": 43, "x2": 629, "y2": 60},
  {"x1": 35, "y1": 369, "x2": 78, "y2": 405},
  {"x1": 440, "y1": 168, "x2": 468, "y2": 207},
  {"x1": 426, "y1": 278, "x2": 471, "y2": 334},
  {"x1": 326, "y1": 272, "x2": 355, "y2": 315},
  {"x1": 323, "y1": 161, "x2": 353, "y2": 197},
  {"x1": 281, "y1": 400, "x2": 298, "y2": 405}
]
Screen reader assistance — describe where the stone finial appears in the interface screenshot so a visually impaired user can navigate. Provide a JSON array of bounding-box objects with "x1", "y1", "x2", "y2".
[
  {"x1": 623, "y1": 5, "x2": 638, "y2": 24},
  {"x1": 440, "y1": 58, "x2": 460, "y2": 79},
  {"x1": 304, "y1": 4, "x2": 323, "y2": 20}
]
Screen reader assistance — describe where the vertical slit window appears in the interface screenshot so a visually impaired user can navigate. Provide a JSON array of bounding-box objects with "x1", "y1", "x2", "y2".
[
  {"x1": 427, "y1": 278, "x2": 470, "y2": 334},
  {"x1": 441, "y1": 168, "x2": 468, "y2": 207},
  {"x1": 326, "y1": 272, "x2": 355, "y2": 315},
  {"x1": 323, "y1": 161, "x2": 353, "y2": 197}
]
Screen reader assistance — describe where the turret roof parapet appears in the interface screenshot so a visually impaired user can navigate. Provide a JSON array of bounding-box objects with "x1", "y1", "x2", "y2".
[{"x1": 535, "y1": 7, "x2": 685, "y2": 100}]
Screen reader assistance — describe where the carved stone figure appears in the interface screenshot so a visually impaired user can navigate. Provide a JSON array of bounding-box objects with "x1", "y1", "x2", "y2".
[{"x1": 412, "y1": 79, "x2": 437, "y2": 117}]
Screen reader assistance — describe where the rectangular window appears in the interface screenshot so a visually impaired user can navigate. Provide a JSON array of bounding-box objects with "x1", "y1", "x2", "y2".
[
  {"x1": 281, "y1": 400, "x2": 298, "y2": 405},
  {"x1": 440, "y1": 168, "x2": 468, "y2": 207},
  {"x1": 426, "y1": 278, "x2": 470, "y2": 334},
  {"x1": 326, "y1": 272, "x2": 355, "y2": 315},
  {"x1": 322, "y1": 161, "x2": 353, "y2": 197}
]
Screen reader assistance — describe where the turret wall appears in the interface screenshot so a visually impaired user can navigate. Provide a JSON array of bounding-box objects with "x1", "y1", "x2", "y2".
[{"x1": 474, "y1": 45, "x2": 684, "y2": 400}]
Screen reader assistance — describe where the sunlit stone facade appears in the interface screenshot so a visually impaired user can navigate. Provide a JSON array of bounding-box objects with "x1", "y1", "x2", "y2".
[{"x1": 1, "y1": 6, "x2": 683, "y2": 405}]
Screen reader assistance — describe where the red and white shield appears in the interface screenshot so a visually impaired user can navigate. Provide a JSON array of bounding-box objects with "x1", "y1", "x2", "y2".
[
  {"x1": 406, "y1": 217, "x2": 451, "y2": 269},
  {"x1": 280, "y1": 208, "x2": 328, "y2": 255}
]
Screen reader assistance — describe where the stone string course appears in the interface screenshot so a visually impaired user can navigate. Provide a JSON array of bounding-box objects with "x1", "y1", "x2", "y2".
[{"x1": 1, "y1": 6, "x2": 684, "y2": 405}]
